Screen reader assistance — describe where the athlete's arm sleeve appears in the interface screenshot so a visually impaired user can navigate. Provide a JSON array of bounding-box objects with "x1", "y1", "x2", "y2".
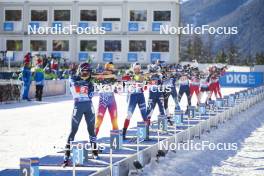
[
  {"x1": 220, "y1": 70, "x2": 226, "y2": 76},
  {"x1": 88, "y1": 82, "x2": 94, "y2": 99},
  {"x1": 69, "y1": 76, "x2": 77, "y2": 95}
]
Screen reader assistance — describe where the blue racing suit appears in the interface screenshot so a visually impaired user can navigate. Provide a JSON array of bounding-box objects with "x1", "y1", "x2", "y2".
[
  {"x1": 123, "y1": 74, "x2": 147, "y2": 131},
  {"x1": 178, "y1": 75, "x2": 191, "y2": 106},
  {"x1": 163, "y1": 76, "x2": 179, "y2": 115},
  {"x1": 146, "y1": 73, "x2": 165, "y2": 119},
  {"x1": 66, "y1": 75, "x2": 96, "y2": 153}
]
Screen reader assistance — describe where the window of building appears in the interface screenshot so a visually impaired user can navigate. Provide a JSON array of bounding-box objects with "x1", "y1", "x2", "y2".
[
  {"x1": 102, "y1": 7, "x2": 121, "y2": 21},
  {"x1": 153, "y1": 11, "x2": 171, "y2": 21},
  {"x1": 30, "y1": 40, "x2": 47, "y2": 51},
  {"x1": 80, "y1": 40, "x2": 97, "y2": 52},
  {"x1": 104, "y1": 40, "x2": 121, "y2": 52},
  {"x1": 6, "y1": 40, "x2": 23, "y2": 51},
  {"x1": 103, "y1": 18, "x2": 120, "y2": 21},
  {"x1": 80, "y1": 10, "x2": 97, "y2": 21},
  {"x1": 54, "y1": 10, "x2": 71, "y2": 21},
  {"x1": 129, "y1": 40, "x2": 146, "y2": 52},
  {"x1": 130, "y1": 10, "x2": 147, "y2": 21},
  {"x1": 52, "y1": 40, "x2": 69, "y2": 51},
  {"x1": 152, "y1": 40, "x2": 169, "y2": 52},
  {"x1": 31, "y1": 10, "x2": 48, "y2": 21},
  {"x1": 5, "y1": 10, "x2": 22, "y2": 21}
]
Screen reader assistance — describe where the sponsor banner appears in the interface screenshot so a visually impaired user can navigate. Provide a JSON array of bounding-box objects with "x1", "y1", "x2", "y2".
[
  {"x1": 220, "y1": 72, "x2": 263, "y2": 87},
  {"x1": 3, "y1": 22, "x2": 14, "y2": 31}
]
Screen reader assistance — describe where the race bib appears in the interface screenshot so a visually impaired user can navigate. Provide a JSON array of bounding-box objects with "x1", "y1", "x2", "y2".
[{"x1": 75, "y1": 86, "x2": 89, "y2": 95}]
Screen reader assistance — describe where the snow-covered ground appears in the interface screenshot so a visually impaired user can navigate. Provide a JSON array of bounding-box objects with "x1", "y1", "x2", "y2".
[
  {"x1": 143, "y1": 94, "x2": 264, "y2": 176},
  {"x1": 0, "y1": 87, "x2": 254, "y2": 175}
]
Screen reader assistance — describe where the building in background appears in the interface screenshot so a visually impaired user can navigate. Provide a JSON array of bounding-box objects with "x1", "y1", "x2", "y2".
[{"x1": 0, "y1": 0, "x2": 180, "y2": 64}]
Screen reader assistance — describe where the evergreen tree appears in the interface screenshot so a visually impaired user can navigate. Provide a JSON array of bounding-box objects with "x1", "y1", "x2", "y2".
[
  {"x1": 192, "y1": 35, "x2": 204, "y2": 63},
  {"x1": 216, "y1": 49, "x2": 227, "y2": 63},
  {"x1": 256, "y1": 52, "x2": 264, "y2": 65},
  {"x1": 226, "y1": 39, "x2": 239, "y2": 65}
]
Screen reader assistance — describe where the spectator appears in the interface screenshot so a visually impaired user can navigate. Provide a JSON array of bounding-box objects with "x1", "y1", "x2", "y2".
[
  {"x1": 34, "y1": 58, "x2": 45, "y2": 101},
  {"x1": 44, "y1": 67, "x2": 57, "y2": 80},
  {"x1": 22, "y1": 53, "x2": 32, "y2": 101}
]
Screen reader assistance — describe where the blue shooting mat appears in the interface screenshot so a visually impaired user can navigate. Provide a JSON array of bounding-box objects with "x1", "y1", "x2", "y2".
[
  {"x1": 99, "y1": 136, "x2": 158, "y2": 144},
  {"x1": 99, "y1": 145, "x2": 146, "y2": 154},
  {"x1": 150, "y1": 123, "x2": 189, "y2": 130},
  {"x1": 39, "y1": 155, "x2": 124, "y2": 167},
  {"x1": 182, "y1": 119, "x2": 200, "y2": 125},
  {"x1": 213, "y1": 109, "x2": 226, "y2": 113},
  {"x1": 125, "y1": 128, "x2": 176, "y2": 137},
  {"x1": 193, "y1": 115, "x2": 210, "y2": 120},
  {"x1": 0, "y1": 169, "x2": 95, "y2": 176}
]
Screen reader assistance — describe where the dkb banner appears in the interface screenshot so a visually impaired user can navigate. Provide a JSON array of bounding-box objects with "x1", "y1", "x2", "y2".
[{"x1": 220, "y1": 72, "x2": 263, "y2": 87}]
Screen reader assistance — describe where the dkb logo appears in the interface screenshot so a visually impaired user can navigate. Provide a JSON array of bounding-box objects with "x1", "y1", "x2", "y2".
[
  {"x1": 220, "y1": 72, "x2": 263, "y2": 87},
  {"x1": 226, "y1": 74, "x2": 251, "y2": 84}
]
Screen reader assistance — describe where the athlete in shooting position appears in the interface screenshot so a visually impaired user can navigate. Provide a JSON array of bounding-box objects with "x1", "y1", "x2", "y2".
[
  {"x1": 63, "y1": 62, "x2": 98, "y2": 166},
  {"x1": 122, "y1": 63, "x2": 148, "y2": 139}
]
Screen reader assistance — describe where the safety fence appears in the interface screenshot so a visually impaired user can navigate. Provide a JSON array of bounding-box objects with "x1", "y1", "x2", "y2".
[
  {"x1": 0, "y1": 80, "x2": 21, "y2": 103},
  {"x1": 0, "y1": 80, "x2": 66, "y2": 103}
]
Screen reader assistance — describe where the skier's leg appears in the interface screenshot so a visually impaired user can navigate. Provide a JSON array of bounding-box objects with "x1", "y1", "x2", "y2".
[
  {"x1": 195, "y1": 86, "x2": 200, "y2": 105},
  {"x1": 205, "y1": 91, "x2": 210, "y2": 103},
  {"x1": 123, "y1": 94, "x2": 137, "y2": 139},
  {"x1": 157, "y1": 93, "x2": 165, "y2": 116},
  {"x1": 171, "y1": 87, "x2": 180, "y2": 110},
  {"x1": 216, "y1": 82, "x2": 222, "y2": 98},
  {"x1": 84, "y1": 102, "x2": 98, "y2": 157},
  {"x1": 178, "y1": 86, "x2": 184, "y2": 104},
  {"x1": 210, "y1": 83, "x2": 218, "y2": 99},
  {"x1": 163, "y1": 91, "x2": 170, "y2": 116},
  {"x1": 146, "y1": 91, "x2": 157, "y2": 120},
  {"x1": 95, "y1": 95, "x2": 108, "y2": 136},
  {"x1": 137, "y1": 93, "x2": 147, "y2": 121},
  {"x1": 190, "y1": 85, "x2": 195, "y2": 98},
  {"x1": 65, "y1": 102, "x2": 84, "y2": 160},
  {"x1": 208, "y1": 84, "x2": 213, "y2": 100},
  {"x1": 198, "y1": 90, "x2": 203, "y2": 104},
  {"x1": 67, "y1": 104, "x2": 83, "y2": 143},
  {"x1": 109, "y1": 95, "x2": 119, "y2": 130},
  {"x1": 186, "y1": 86, "x2": 192, "y2": 106}
]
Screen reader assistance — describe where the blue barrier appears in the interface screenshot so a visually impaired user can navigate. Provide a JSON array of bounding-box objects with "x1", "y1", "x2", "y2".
[{"x1": 220, "y1": 72, "x2": 263, "y2": 87}]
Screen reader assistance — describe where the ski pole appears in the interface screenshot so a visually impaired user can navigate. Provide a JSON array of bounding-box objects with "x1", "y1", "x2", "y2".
[
  {"x1": 137, "y1": 135, "x2": 139, "y2": 160},
  {"x1": 188, "y1": 114, "x2": 190, "y2": 140},
  {"x1": 110, "y1": 148, "x2": 113, "y2": 176},
  {"x1": 72, "y1": 160, "x2": 76, "y2": 176}
]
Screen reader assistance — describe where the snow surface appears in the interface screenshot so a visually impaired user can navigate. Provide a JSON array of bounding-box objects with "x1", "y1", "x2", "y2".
[
  {"x1": 142, "y1": 93, "x2": 264, "y2": 176},
  {"x1": 0, "y1": 87, "x2": 255, "y2": 176}
]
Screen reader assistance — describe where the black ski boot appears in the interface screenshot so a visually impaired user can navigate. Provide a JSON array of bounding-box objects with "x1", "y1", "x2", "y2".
[
  {"x1": 62, "y1": 144, "x2": 71, "y2": 167},
  {"x1": 62, "y1": 157, "x2": 71, "y2": 167},
  {"x1": 91, "y1": 142, "x2": 100, "y2": 160},
  {"x1": 185, "y1": 106, "x2": 189, "y2": 115},
  {"x1": 167, "y1": 116, "x2": 173, "y2": 126},
  {"x1": 122, "y1": 128, "x2": 127, "y2": 140}
]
